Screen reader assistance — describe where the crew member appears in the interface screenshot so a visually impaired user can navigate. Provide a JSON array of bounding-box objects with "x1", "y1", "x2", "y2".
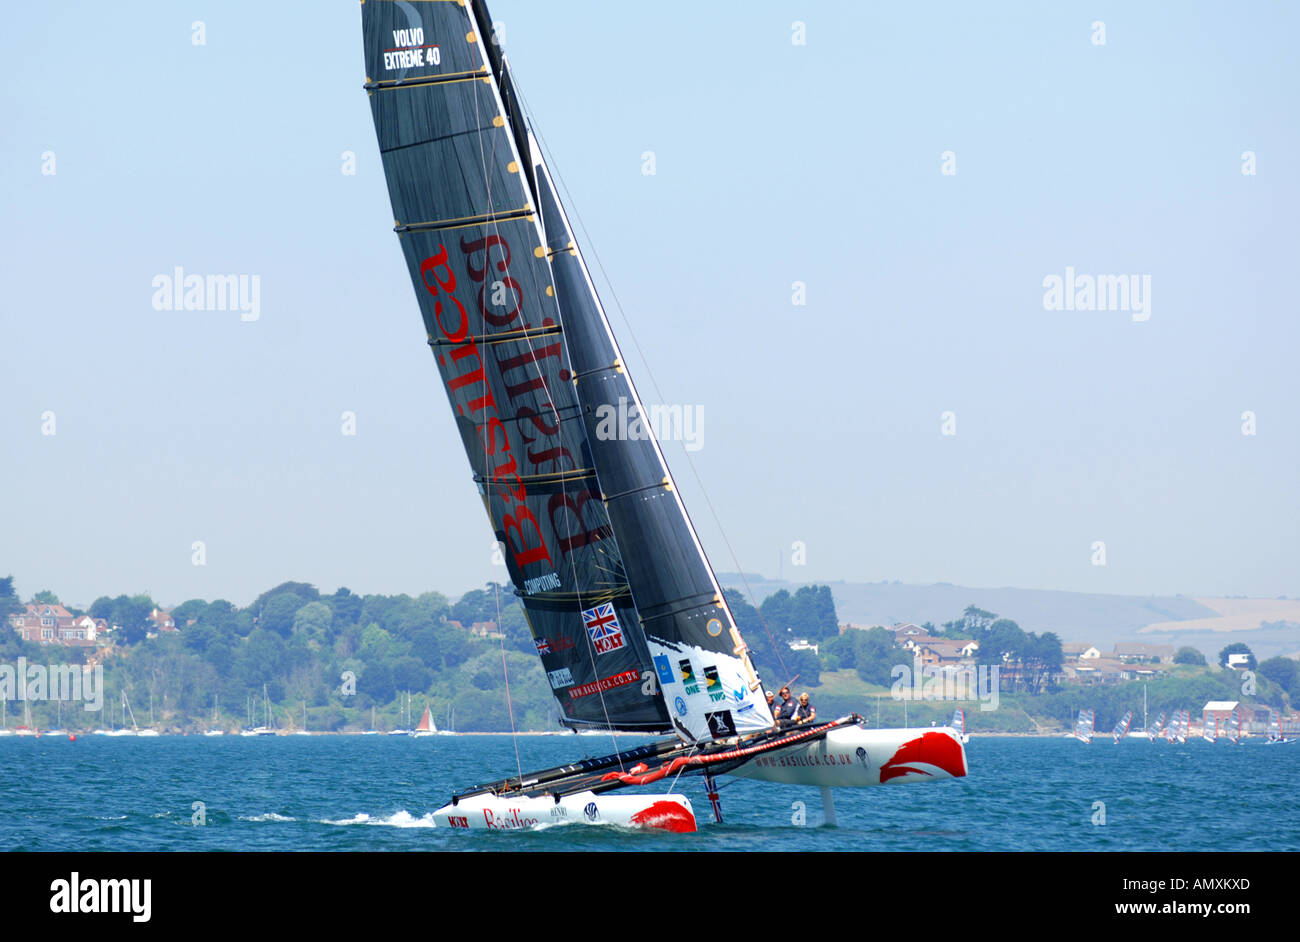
[
  {"x1": 766, "y1": 690, "x2": 778, "y2": 720},
  {"x1": 776, "y1": 687, "x2": 797, "y2": 726},
  {"x1": 794, "y1": 693, "x2": 816, "y2": 725}
]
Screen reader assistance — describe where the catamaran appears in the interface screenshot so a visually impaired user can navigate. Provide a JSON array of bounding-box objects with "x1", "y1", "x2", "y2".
[{"x1": 359, "y1": 0, "x2": 968, "y2": 832}]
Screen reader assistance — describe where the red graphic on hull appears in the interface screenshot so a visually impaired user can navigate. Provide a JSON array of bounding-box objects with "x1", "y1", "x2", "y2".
[
  {"x1": 630, "y1": 800, "x2": 697, "y2": 834},
  {"x1": 878, "y1": 731, "x2": 968, "y2": 784}
]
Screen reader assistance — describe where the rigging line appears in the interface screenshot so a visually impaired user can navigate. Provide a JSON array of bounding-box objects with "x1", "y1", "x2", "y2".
[
  {"x1": 472, "y1": 58, "x2": 523, "y2": 785},
  {"x1": 667, "y1": 741, "x2": 701, "y2": 792},
  {"x1": 512, "y1": 78, "x2": 789, "y2": 683},
  {"x1": 472, "y1": 32, "x2": 624, "y2": 750}
]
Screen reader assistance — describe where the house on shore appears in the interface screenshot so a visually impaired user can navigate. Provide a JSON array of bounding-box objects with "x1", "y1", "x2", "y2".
[{"x1": 8, "y1": 604, "x2": 107, "y2": 646}]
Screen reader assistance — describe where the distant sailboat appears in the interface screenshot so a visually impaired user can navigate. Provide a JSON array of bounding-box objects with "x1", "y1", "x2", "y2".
[
  {"x1": 1146, "y1": 712, "x2": 1166, "y2": 742},
  {"x1": 388, "y1": 691, "x2": 412, "y2": 735},
  {"x1": 0, "y1": 699, "x2": 12, "y2": 737},
  {"x1": 1202, "y1": 714, "x2": 1217, "y2": 743},
  {"x1": 45, "y1": 698, "x2": 67, "y2": 737},
  {"x1": 206, "y1": 695, "x2": 225, "y2": 736},
  {"x1": 295, "y1": 701, "x2": 311, "y2": 735},
  {"x1": 412, "y1": 703, "x2": 436, "y2": 738},
  {"x1": 242, "y1": 686, "x2": 276, "y2": 735},
  {"x1": 436, "y1": 705, "x2": 458, "y2": 737},
  {"x1": 1226, "y1": 709, "x2": 1243, "y2": 745},
  {"x1": 951, "y1": 708, "x2": 969, "y2": 744},
  {"x1": 1111, "y1": 710, "x2": 1134, "y2": 744},
  {"x1": 1166, "y1": 709, "x2": 1188, "y2": 744},
  {"x1": 108, "y1": 691, "x2": 138, "y2": 736},
  {"x1": 1073, "y1": 708, "x2": 1094, "y2": 744},
  {"x1": 362, "y1": 705, "x2": 379, "y2": 735},
  {"x1": 137, "y1": 691, "x2": 160, "y2": 736},
  {"x1": 1264, "y1": 710, "x2": 1296, "y2": 745},
  {"x1": 15, "y1": 700, "x2": 34, "y2": 736}
]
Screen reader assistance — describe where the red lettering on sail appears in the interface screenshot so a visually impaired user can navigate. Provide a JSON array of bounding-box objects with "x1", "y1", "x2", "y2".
[
  {"x1": 420, "y1": 246, "x2": 469, "y2": 343},
  {"x1": 515, "y1": 404, "x2": 560, "y2": 443},
  {"x1": 497, "y1": 340, "x2": 564, "y2": 403},
  {"x1": 548, "y1": 488, "x2": 612, "y2": 557},
  {"x1": 414, "y1": 238, "x2": 557, "y2": 575},
  {"x1": 459, "y1": 234, "x2": 511, "y2": 282},
  {"x1": 503, "y1": 505, "x2": 552, "y2": 567}
]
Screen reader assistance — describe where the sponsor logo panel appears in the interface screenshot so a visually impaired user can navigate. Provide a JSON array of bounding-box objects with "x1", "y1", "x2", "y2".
[
  {"x1": 705, "y1": 710, "x2": 736, "y2": 738},
  {"x1": 582, "y1": 603, "x2": 626, "y2": 655},
  {"x1": 653, "y1": 654, "x2": 674, "y2": 686},
  {"x1": 680, "y1": 660, "x2": 699, "y2": 696},
  {"x1": 704, "y1": 665, "x2": 725, "y2": 703}
]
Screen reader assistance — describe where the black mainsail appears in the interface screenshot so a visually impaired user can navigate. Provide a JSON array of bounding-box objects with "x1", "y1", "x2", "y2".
[{"x1": 361, "y1": 0, "x2": 770, "y2": 741}]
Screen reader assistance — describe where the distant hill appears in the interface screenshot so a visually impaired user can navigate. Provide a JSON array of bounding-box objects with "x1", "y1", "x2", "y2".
[{"x1": 717, "y1": 574, "x2": 1300, "y2": 661}]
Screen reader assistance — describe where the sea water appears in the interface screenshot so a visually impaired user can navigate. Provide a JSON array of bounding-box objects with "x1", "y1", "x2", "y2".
[{"x1": 1, "y1": 735, "x2": 1295, "y2": 851}]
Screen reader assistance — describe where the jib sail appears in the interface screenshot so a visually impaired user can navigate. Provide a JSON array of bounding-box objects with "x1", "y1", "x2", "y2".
[
  {"x1": 361, "y1": 0, "x2": 667, "y2": 732},
  {"x1": 530, "y1": 152, "x2": 772, "y2": 742}
]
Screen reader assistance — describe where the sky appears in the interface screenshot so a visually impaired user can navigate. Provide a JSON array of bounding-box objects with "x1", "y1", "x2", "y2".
[{"x1": 1, "y1": 1, "x2": 1297, "y2": 608}]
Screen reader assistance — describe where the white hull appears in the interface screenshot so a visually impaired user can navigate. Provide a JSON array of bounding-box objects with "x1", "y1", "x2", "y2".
[
  {"x1": 433, "y1": 790, "x2": 696, "y2": 833},
  {"x1": 730, "y1": 726, "x2": 968, "y2": 788}
]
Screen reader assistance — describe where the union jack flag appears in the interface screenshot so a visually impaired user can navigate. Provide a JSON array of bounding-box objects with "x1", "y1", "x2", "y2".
[
  {"x1": 534, "y1": 637, "x2": 551, "y2": 656},
  {"x1": 582, "y1": 603, "x2": 625, "y2": 655}
]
